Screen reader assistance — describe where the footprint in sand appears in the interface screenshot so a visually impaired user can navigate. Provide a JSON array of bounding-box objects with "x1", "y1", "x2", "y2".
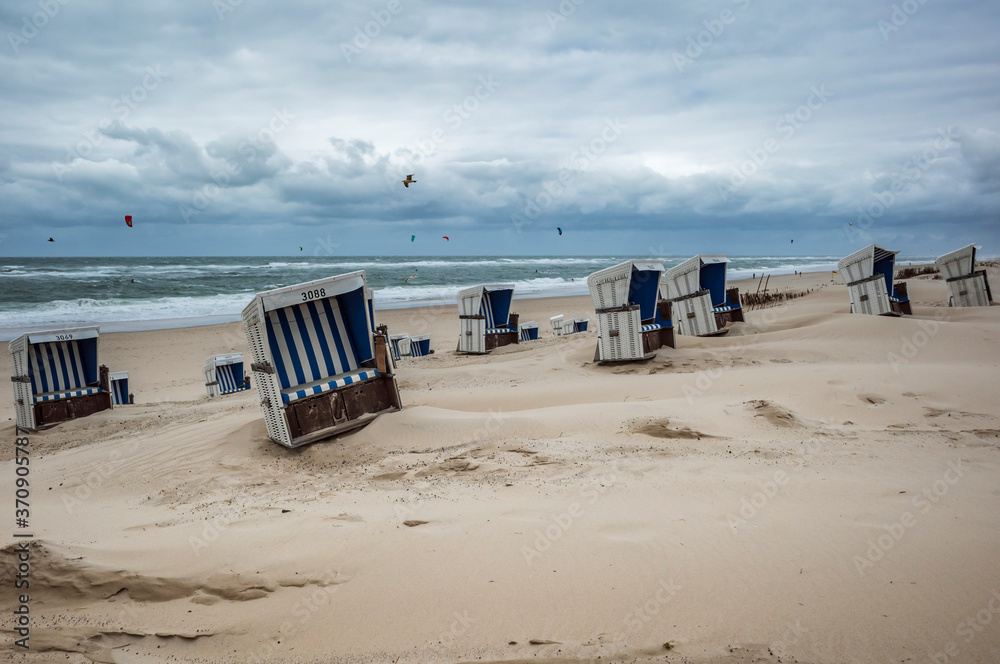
[{"x1": 858, "y1": 393, "x2": 886, "y2": 405}]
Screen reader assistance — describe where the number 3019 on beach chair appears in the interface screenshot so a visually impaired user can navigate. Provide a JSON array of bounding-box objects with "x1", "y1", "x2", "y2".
[{"x1": 242, "y1": 271, "x2": 402, "y2": 448}]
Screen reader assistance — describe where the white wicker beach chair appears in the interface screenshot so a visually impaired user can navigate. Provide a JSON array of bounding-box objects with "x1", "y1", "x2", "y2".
[
  {"x1": 9, "y1": 327, "x2": 113, "y2": 430},
  {"x1": 456, "y1": 284, "x2": 519, "y2": 354},
  {"x1": 242, "y1": 270, "x2": 401, "y2": 448},
  {"x1": 935, "y1": 245, "x2": 993, "y2": 307},
  {"x1": 203, "y1": 353, "x2": 251, "y2": 398},
  {"x1": 587, "y1": 260, "x2": 675, "y2": 362},
  {"x1": 660, "y1": 255, "x2": 744, "y2": 336},
  {"x1": 838, "y1": 244, "x2": 911, "y2": 316}
]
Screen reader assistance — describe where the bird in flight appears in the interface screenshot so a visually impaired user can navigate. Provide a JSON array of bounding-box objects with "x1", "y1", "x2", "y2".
[
  {"x1": 402, "y1": 174, "x2": 417, "y2": 188},
  {"x1": 404, "y1": 269, "x2": 418, "y2": 283}
]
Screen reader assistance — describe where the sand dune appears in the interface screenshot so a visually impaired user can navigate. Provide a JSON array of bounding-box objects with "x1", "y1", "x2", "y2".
[{"x1": 2, "y1": 269, "x2": 999, "y2": 663}]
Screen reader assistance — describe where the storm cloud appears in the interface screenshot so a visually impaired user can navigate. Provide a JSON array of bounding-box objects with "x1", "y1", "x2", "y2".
[{"x1": 1, "y1": 0, "x2": 998, "y2": 256}]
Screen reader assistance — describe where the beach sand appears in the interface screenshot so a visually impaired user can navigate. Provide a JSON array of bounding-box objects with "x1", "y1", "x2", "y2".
[{"x1": 2, "y1": 269, "x2": 999, "y2": 663}]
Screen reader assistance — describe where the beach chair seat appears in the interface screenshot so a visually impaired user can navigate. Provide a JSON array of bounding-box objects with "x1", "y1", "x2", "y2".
[
  {"x1": 457, "y1": 285, "x2": 519, "y2": 354},
  {"x1": 281, "y1": 368, "x2": 380, "y2": 402},
  {"x1": 243, "y1": 271, "x2": 401, "y2": 448},
  {"x1": 9, "y1": 327, "x2": 113, "y2": 430},
  {"x1": 33, "y1": 386, "x2": 102, "y2": 403},
  {"x1": 589, "y1": 260, "x2": 674, "y2": 362}
]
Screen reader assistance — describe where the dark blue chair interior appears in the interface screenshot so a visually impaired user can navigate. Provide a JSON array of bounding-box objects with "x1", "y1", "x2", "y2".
[
  {"x1": 629, "y1": 267, "x2": 660, "y2": 321},
  {"x1": 873, "y1": 255, "x2": 896, "y2": 298},
  {"x1": 265, "y1": 287, "x2": 373, "y2": 392},
  {"x1": 29, "y1": 337, "x2": 100, "y2": 395},
  {"x1": 481, "y1": 289, "x2": 513, "y2": 329},
  {"x1": 700, "y1": 262, "x2": 728, "y2": 306}
]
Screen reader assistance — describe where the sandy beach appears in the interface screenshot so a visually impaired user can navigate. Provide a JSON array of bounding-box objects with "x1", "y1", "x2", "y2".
[{"x1": 2, "y1": 268, "x2": 999, "y2": 664}]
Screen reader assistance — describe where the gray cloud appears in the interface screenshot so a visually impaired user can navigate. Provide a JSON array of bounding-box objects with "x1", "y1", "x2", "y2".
[{"x1": 1, "y1": 0, "x2": 999, "y2": 256}]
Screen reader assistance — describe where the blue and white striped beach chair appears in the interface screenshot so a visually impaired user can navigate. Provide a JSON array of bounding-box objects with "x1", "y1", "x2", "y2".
[
  {"x1": 109, "y1": 371, "x2": 131, "y2": 406},
  {"x1": 242, "y1": 270, "x2": 401, "y2": 447},
  {"x1": 660, "y1": 255, "x2": 744, "y2": 336},
  {"x1": 588, "y1": 260, "x2": 675, "y2": 362},
  {"x1": 389, "y1": 334, "x2": 410, "y2": 361},
  {"x1": 9, "y1": 327, "x2": 113, "y2": 430},
  {"x1": 456, "y1": 284, "x2": 520, "y2": 354},
  {"x1": 519, "y1": 321, "x2": 539, "y2": 341},
  {"x1": 409, "y1": 334, "x2": 431, "y2": 356},
  {"x1": 203, "y1": 353, "x2": 251, "y2": 398}
]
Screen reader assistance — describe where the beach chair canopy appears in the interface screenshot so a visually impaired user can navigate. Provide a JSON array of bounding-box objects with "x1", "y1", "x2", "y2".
[
  {"x1": 935, "y1": 245, "x2": 977, "y2": 280},
  {"x1": 457, "y1": 284, "x2": 515, "y2": 331},
  {"x1": 109, "y1": 371, "x2": 129, "y2": 405},
  {"x1": 256, "y1": 271, "x2": 376, "y2": 403},
  {"x1": 663, "y1": 255, "x2": 730, "y2": 306},
  {"x1": 22, "y1": 327, "x2": 101, "y2": 402},
  {"x1": 838, "y1": 244, "x2": 898, "y2": 294},
  {"x1": 588, "y1": 260, "x2": 664, "y2": 322}
]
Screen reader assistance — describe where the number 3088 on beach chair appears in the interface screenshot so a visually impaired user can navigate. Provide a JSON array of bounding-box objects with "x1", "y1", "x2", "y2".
[{"x1": 242, "y1": 271, "x2": 402, "y2": 448}]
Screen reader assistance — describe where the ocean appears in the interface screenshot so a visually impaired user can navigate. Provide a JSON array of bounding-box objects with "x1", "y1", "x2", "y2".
[{"x1": 0, "y1": 255, "x2": 933, "y2": 339}]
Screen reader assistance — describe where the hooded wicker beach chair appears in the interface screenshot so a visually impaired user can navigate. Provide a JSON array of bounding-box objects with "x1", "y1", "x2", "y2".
[
  {"x1": 935, "y1": 245, "x2": 993, "y2": 307},
  {"x1": 838, "y1": 244, "x2": 911, "y2": 316},
  {"x1": 9, "y1": 327, "x2": 114, "y2": 430},
  {"x1": 456, "y1": 284, "x2": 519, "y2": 354},
  {"x1": 109, "y1": 371, "x2": 131, "y2": 406},
  {"x1": 389, "y1": 333, "x2": 410, "y2": 361},
  {"x1": 203, "y1": 353, "x2": 251, "y2": 398},
  {"x1": 587, "y1": 260, "x2": 674, "y2": 362},
  {"x1": 660, "y1": 255, "x2": 744, "y2": 336},
  {"x1": 242, "y1": 270, "x2": 401, "y2": 448},
  {"x1": 519, "y1": 321, "x2": 539, "y2": 341},
  {"x1": 409, "y1": 334, "x2": 431, "y2": 357}
]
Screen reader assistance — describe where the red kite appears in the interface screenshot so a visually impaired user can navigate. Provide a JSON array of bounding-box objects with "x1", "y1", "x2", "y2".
[
  {"x1": 125, "y1": 215, "x2": 133, "y2": 227},
  {"x1": 442, "y1": 236, "x2": 449, "y2": 241}
]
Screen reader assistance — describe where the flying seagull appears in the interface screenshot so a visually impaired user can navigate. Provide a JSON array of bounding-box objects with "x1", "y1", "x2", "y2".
[{"x1": 402, "y1": 174, "x2": 417, "y2": 188}]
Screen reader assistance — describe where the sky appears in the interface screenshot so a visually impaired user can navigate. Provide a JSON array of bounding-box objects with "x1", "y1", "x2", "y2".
[{"x1": 1, "y1": 0, "x2": 999, "y2": 258}]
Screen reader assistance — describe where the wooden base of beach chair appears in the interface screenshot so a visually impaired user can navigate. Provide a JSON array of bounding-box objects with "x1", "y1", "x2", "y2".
[
  {"x1": 642, "y1": 325, "x2": 675, "y2": 354},
  {"x1": 32, "y1": 391, "x2": 112, "y2": 429},
  {"x1": 284, "y1": 374, "x2": 401, "y2": 447},
  {"x1": 485, "y1": 330, "x2": 519, "y2": 351}
]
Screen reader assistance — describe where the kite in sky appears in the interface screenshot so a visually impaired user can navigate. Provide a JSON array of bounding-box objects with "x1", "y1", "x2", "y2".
[
  {"x1": 442, "y1": 236, "x2": 449, "y2": 241},
  {"x1": 48, "y1": 237, "x2": 54, "y2": 242},
  {"x1": 411, "y1": 235, "x2": 415, "y2": 242},
  {"x1": 299, "y1": 246, "x2": 303, "y2": 251},
  {"x1": 557, "y1": 227, "x2": 562, "y2": 235},
  {"x1": 125, "y1": 215, "x2": 132, "y2": 227}
]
